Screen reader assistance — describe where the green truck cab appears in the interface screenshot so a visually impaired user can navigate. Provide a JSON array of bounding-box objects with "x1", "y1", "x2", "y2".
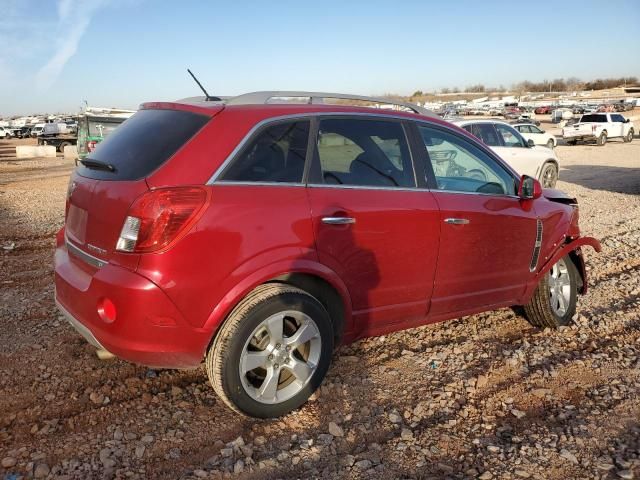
[{"x1": 77, "y1": 108, "x2": 135, "y2": 159}]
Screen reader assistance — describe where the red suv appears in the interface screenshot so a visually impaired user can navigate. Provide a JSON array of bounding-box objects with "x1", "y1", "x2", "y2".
[{"x1": 55, "y1": 92, "x2": 600, "y2": 417}]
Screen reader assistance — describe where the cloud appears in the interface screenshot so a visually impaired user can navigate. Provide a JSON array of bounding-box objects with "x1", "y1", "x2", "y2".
[{"x1": 35, "y1": 0, "x2": 107, "y2": 92}]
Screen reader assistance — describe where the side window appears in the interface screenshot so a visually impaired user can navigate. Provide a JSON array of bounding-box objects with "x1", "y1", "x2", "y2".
[
  {"x1": 316, "y1": 119, "x2": 414, "y2": 188},
  {"x1": 470, "y1": 123, "x2": 502, "y2": 147},
  {"x1": 220, "y1": 121, "x2": 309, "y2": 183},
  {"x1": 530, "y1": 126, "x2": 543, "y2": 134},
  {"x1": 517, "y1": 125, "x2": 531, "y2": 134},
  {"x1": 611, "y1": 114, "x2": 624, "y2": 123},
  {"x1": 418, "y1": 125, "x2": 517, "y2": 196},
  {"x1": 494, "y1": 123, "x2": 526, "y2": 148}
]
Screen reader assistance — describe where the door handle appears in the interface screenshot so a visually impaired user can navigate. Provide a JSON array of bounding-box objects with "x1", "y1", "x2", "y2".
[
  {"x1": 322, "y1": 216, "x2": 356, "y2": 225},
  {"x1": 444, "y1": 218, "x2": 470, "y2": 225}
]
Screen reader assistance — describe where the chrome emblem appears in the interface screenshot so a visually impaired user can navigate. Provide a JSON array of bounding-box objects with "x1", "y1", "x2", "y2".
[{"x1": 86, "y1": 243, "x2": 107, "y2": 255}]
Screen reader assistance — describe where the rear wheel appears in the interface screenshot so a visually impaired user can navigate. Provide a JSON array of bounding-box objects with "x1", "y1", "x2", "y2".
[
  {"x1": 546, "y1": 139, "x2": 555, "y2": 149},
  {"x1": 524, "y1": 256, "x2": 578, "y2": 328},
  {"x1": 597, "y1": 131, "x2": 607, "y2": 146},
  {"x1": 58, "y1": 142, "x2": 70, "y2": 153},
  {"x1": 205, "y1": 284, "x2": 334, "y2": 418},
  {"x1": 540, "y1": 162, "x2": 558, "y2": 188}
]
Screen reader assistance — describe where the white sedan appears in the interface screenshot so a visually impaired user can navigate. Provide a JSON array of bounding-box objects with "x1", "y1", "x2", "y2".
[
  {"x1": 513, "y1": 123, "x2": 556, "y2": 149},
  {"x1": 453, "y1": 119, "x2": 560, "y2": 188}
]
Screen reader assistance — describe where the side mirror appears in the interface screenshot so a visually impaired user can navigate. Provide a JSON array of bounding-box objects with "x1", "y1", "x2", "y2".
[
  {"x1": 624, "y1": 118, "x2": 630, "y2": 123},
  {"x1": 518, "y1": 175, "x2": 542, "y2": 200},
  {"x1": 527, "y1": 138, "x2": 535, "y2": 147}
]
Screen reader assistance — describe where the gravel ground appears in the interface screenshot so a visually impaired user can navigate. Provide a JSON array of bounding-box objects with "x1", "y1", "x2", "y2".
[{"x1": 0, "y1": 133, "x2": 639, "y2": 480}]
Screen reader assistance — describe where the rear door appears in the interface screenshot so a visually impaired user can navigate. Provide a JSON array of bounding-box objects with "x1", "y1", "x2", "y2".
[
  {"x1": 415, "y1": 123, "x2": 537, "y2": 315},
  {"x1": 306, "y1": 116, "x2": 440, "y2": 334},
  {"x1": 66, "y1": 108, "x2": 211, "y2": 268}
]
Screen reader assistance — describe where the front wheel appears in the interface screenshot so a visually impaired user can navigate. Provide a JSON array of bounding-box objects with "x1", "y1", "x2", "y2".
[
  {"x1": 206, "y1": 284, "x2": 334, "y2": 418},
  {"x1": 540, "y1": 162, "x2": 558, "y2": 188},
  {"x1": 546, "y1": 138, "x2": 555, "y2": 149},
  {"x1": 524, "y1": 256, "x2": 578, "y2": 328},
  {"x1": 623, "y1": 130, "x2": 634, "y2": 143}
]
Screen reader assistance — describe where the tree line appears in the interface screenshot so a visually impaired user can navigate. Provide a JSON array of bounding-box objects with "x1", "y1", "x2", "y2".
[{"x1": 412, "y1": 77, "x2": 638, "y2": 97}]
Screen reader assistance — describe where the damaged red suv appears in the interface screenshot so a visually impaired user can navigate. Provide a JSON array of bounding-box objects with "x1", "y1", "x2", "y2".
[{"x1": 55, "y1": 92, "x2": 600, "y2": 417}]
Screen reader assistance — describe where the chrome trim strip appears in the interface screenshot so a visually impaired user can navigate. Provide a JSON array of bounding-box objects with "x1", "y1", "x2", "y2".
[
  {"x1": 322, "y1": 216, "x2": 356, "y2": 225},
  {"x1": 308, "y1": 183, "x2": 429, "y2": 192},
  {"x1": 56, "y1": 298, "x2": 105, "y2": 350},
  {"x1": 215, "y1": 180, "x2": 305, "y2": 188},
  {"x1": 66, "y1": 236, "x2": 108, "y2": 268}
]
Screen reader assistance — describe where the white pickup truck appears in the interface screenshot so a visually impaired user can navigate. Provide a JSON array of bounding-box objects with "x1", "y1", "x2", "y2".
[{"x1": 562, "y1": 113, "x2": 634, "y2": 146}]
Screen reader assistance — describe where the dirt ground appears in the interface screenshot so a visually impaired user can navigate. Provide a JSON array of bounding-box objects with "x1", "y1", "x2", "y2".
[{"x1": 0, "y1": 127, "x2": 639, "y2": 480}]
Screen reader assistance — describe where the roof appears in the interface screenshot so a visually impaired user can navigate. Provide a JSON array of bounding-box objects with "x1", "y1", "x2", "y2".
[{"x1": 172, "y1": 91, "x2": 437, "y2": 118}]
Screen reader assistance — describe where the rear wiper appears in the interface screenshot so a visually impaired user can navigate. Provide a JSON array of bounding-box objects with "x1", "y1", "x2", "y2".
[{"x1": 78, "y1": 159, "x2": 116, "y2": 172}]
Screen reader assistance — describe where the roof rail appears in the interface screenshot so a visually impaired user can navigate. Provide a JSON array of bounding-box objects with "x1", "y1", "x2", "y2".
[{"x1": 225, "y1": 91, "x2": 436, "y2": 117}]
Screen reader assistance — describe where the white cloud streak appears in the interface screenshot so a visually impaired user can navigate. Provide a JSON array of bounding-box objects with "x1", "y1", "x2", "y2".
[{"x1": 35, "y1": 0, "x2": 107, "y2": 92}]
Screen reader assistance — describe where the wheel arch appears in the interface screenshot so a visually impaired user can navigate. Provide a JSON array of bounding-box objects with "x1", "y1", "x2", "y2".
[{"x1": 201, "y1": 260, "x2": 353, "y2": 358}]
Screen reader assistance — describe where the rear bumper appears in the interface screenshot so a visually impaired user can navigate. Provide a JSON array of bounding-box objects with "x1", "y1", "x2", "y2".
[{"x1": 54, "y1": 244, "x2": 210, "y2": 368}]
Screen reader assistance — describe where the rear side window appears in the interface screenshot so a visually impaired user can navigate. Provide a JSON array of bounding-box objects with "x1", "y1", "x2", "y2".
[
  {"x1": 316, "y1": 118, "x2": 414, "y2": 188},
  {"x1": 78, "y1": 109, "x2": 209, "y2": 180},
  {"x1": 220, "y1": 120, "x2": 309, "y2": 183},
  {"x1": 581, "y1": 114, "x2": 606, "y2": 123},
  {"x1": 470, "y1": 123, "x2": 501, "y2": 147}
]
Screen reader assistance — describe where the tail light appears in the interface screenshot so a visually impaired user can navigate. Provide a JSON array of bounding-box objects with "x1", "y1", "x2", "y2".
[
  {"x1": 87, "y1": 140, "x2": 98, "y2": 152},
  {"x1": 116, "y1": 187, "x2": 209, "y2": 253}
]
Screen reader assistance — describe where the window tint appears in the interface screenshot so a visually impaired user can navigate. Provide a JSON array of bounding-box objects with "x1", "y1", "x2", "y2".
[
  {"x1": 470, "y1": 123, "x2": 501, "y2": 146},
  {"x1": 221, "y1": 121, "x2": 309, "y2": 183},
  {"x1": 530, "y1": 125, "x2": 543, "y2": 134},
  {"x1": 494, "y1": 123, "x2": 526, "y2": 147},
  {"x1": 78, "y1": 109, "x2": 209, "y2": 181},
  {"x1": 516, "y1": 125, "x2": 531, "y2": 133},
  {"x1": 316, "y1": 119, "x2": 414, "y2": 188},
  {"x1": 611, "y1": 114, "x2": 625, "y2": 123},
  {"x1": 581, "y1": 114, "x2": 606, "y2": 123},
  {"x1": 418, "y1": 125, "x2": 517, "y2": 196}
]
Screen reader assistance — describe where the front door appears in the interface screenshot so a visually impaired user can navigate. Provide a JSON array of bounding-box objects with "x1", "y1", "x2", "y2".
[
  {"x1": 306, "y1": 117, "x2": 440, "y2": 336},
  {"x1": 416, "y1": 123, "x2": 537, "y2": 315}
]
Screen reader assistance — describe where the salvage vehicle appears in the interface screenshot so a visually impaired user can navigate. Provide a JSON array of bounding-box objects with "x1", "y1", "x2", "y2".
[
  {"x1": 513, "y1": 122, "x2": 556, "y2": 149},
  {"x1": 0, "y1": 126, "x2": 12, "y2": 138},
  {"x1": 37, "y1": 123, "x2": 78, "y2": 152},
  {"x1": 453, "y1": 119, "x2": 560, "y2": 187},
  {"x1": 77, "y1": 107, "x2": 135, "y2": 159},
  {"x1": 562, "y1": 113, "x2": 634, "y2": 145},
  {"x1": 55, "y1": 91, "x2": 600, "y2": 418}
]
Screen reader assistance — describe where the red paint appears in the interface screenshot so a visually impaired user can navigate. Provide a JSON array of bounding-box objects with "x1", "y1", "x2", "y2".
[{"x1": 54, "y1": 102, "x2": 600, "y2": 369}]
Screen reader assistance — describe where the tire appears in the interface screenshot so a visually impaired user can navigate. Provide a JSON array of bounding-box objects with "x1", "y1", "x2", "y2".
[
  {"x1": 205, "y1": 284, "x2": 334, "y2": 418},
  {"x1": 524, "y1": 255, "x2": 578, "y2": 328},
  {"x1": 597, "y1": 131, "x2": 607, "y2": 146},
  {"x1": 567, "y1": 140, "x2": 577, "y2": 146},
  {"x1": 540, "y1": 162, "x2": 558, "y2": 188},
  {"x1": 546, "y1": 139, "x2": 555, "y2": 149},
  {"x1": 58, "y1": 142, "x2": 70, "y2": 153},
  {"x1": 623, "y1": 129, "x2": 633, "y2": 143}
]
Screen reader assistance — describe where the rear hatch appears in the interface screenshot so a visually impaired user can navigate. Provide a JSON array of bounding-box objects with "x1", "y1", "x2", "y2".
[{"x1": 65, "y1": 108, "x2": 211, "y2": 269}]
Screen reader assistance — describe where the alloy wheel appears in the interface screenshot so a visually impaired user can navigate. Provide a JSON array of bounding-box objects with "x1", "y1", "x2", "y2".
[
  {"x1": 239, "y1": 310, "x2": 321, "y2": 404},
  {"x1": 548, "y1": 258, "x2": 572, "y2": 317}
]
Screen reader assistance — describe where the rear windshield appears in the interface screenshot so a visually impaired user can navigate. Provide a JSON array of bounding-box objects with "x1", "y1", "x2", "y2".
[
  {"x1": 580, "y1": 114, "x2": 606, "y2": 123},
  {"x1": 77, "y1": 109, "x2": 209, "y2": 180}
]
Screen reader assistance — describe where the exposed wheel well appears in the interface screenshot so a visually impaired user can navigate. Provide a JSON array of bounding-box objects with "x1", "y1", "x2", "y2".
[{"x1": 270, "y1": 273, "x2": 346, "y2": 345}]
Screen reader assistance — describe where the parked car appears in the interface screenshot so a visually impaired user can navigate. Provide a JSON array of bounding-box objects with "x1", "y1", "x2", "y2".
[
  {"x1": 453, "y1": 119, "x2": 560, "y2": 187},
  {"x1": 0, "y1": 126, "x2": 12, "y2": 138},
  {"x1": 513, "y1": 123, "x2": 556, "y2": 149},
  {"x1": 55, "y1": 91, "x2": 600, "y2": 418},
  {"x1": 534, "y1": 106, "x2": 551, "y2": 114},
  {"x1": 77, "y1": 108, "x2": 136, "y2": 159},
  {"x1": 562, "y1": 113, "x2": 634, "y2": 145}
]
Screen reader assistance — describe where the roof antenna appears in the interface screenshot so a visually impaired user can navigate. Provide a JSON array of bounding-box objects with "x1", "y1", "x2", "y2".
[{"x1": 187, "y1": 69, "x2": 221, "y2": 101}]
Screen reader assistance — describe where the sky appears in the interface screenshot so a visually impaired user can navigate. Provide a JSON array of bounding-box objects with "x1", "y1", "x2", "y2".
[{"x1": 1, "y1": 0, "x2": 639, "y2": 116}]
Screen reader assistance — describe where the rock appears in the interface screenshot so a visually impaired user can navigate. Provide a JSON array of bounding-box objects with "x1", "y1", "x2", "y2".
[
  {"x1": 400, "y1": 428, "x2": 413, "y2": 441},
  {"x1": 254, "y1": 435, "x2": 266, "y2": 446},
  {"x1": 89, "y1": 391, "x2": 104, "y2": 404},
  {"x1": 340, "y1": 454, "x2": 355, "y2": 467},
  {"x1": 113, "y1": 428, "x2": 124, "y2": 441},
  {"x1": 328, "y1": 422, "x2": 344, "y2": 437},
  {"x1": 141, "y1": 434, "x2": 154, "y2": 443},
  {"x1": 476, "y1": 375, "x2": 488, "y2": 388},
  {"x1": 233, "y1": 459, "x2": 244, "y2": 473},
  {"x1": 2, "y1": 457, "x2": 16, "y2": 468},
  {"x1": 514, "y1": 470, "x2": 531, "y2": 478},
  {"x1": 34, "y1": 463, "x2": 50, "y2": 478},
  {"x1": 559, "y1": 449, "x2": 579, "y2": 464},
  {"x1": 317, "y1": 434, "x2": 334, "y2": 445},
  {"x1": 220, "y1": 447, "x2": 233, "y2": 457},
  {"x1": 135, "y1": 445, "x2": 145, "y2": 459},
  {"x1": 388, "y1": 412, "x2": 402, "y2": 424},
  {"x1": 511, "y1": 409, "x2": 526, "y2": 419},
  {"x1": 487, "y1": 445, "x2": 501, "y2": 453},
  {"x1": 194, "y1": 470, "x2": 208, "y2": 478},
  {"x1": 479, "y1": 471, "x2": 493, "y2": 479},
  {"x1": 354, "y1": 459, "x2": 372, "y2": 469},
  {"x1": 617, "y1": 471, "x2": 634, "y2": 480}
]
